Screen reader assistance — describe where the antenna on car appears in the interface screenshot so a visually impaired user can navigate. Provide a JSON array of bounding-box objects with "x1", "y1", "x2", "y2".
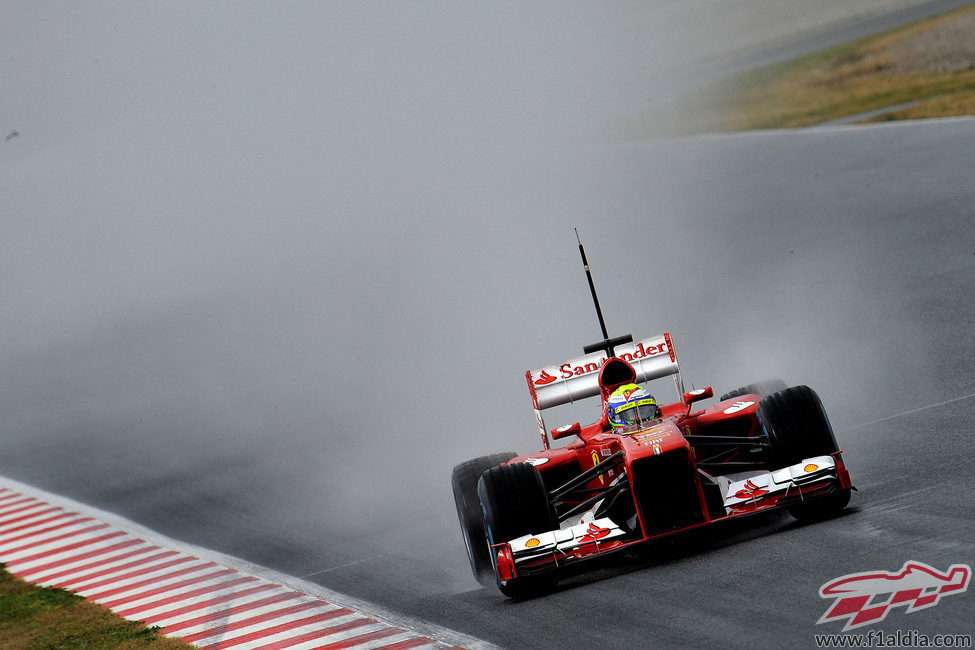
[{"x1": 575, "y1": 228, "x2": 633, "y2": 357}]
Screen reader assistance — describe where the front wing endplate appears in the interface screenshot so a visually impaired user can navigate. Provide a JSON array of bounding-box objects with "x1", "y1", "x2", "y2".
[
  {"x1": 507, "y1": 517, "x2": 626, "y2": 565},
  {"x1": 720, "y1": 455, "x2": 838, "y2": 511}
]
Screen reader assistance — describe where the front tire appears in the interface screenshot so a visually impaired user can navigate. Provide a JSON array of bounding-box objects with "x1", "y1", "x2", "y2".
[
  {"x1": 757, "y1": 385, "x2": 851, "y2": 521},
  {"x1": 451, "y1": 452, "x2": 517, "y2": 584},
  {"x1": 719, "y1": 379, "x2": 787, "y2": 402},
  {"x1": 787, "y1": 487, "x2": 851, "y2": 521},
  {"x1": 477, "y1": 462, "x2": 557, "y2": 598}
]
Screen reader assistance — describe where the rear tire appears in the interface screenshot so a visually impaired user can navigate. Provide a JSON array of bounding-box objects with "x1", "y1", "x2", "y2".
[
  {"x1": 477, "y1": 462, "x2": 557, "y2": 598},
  {"x1": 719, "y1": 379, "x2": 787, "y2": 402},
  {"x1": 757, "y1": 385, "x2": 850, "y2": 520},
  {"x1": 451, "y1": 452, "x2": 517, "y2": 584}
]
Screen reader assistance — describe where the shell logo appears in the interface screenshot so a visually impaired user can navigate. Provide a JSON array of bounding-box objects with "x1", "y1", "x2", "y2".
[
  {"x1": 525, "y1": 538, "x2": 541, "y2": 548},
  {"x1": 804, "y1": 463, "x2": 819, "y2": 473}
]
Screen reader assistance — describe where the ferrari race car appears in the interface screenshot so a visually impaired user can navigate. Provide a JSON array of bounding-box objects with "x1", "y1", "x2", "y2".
[{"x1": 451, "y1": 332, "x2": 854, "y2": 597}]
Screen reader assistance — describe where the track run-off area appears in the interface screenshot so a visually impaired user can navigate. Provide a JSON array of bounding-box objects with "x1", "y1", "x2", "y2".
[{"x1": 0, "y1": 478, "x2": 489, "y2": 649}]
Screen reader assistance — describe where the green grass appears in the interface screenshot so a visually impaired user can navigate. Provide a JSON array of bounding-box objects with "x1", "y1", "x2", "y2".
[
  {"x1": 0, "y1": 564, "x2": 190, "y2": 649},
  {"x1": 619, "y1": 4, "x2": 975, "y2": 136},
  {"x1": 715, "y1": 4, "x2": 975, "y2": 131}
]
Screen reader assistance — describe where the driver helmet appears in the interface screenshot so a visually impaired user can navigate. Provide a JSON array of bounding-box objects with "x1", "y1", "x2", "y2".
[{"x1": 607, "y1": 383, "x2": 660, "y2": 429}]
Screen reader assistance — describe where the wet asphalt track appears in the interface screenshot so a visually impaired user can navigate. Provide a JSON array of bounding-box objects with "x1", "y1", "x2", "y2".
[
  {"x1": 3, "y1": 118, "x2": 973, "y2": 648},
  {"x1": 317, "y1": 121, "x2": 975, "y2": 647}
]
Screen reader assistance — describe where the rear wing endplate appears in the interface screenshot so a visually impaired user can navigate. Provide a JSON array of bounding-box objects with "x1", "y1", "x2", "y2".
[{"x1": 525, "y1": 333, "x2": 686, "y2": 447}]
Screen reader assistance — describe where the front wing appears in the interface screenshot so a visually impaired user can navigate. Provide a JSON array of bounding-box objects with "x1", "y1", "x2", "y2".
[
  {"x1": 718, "y1": 454, "x2": 843, "y2": 513},
  {"x1": 492, "y1": 454, "x2": 851, "y2": 583}
]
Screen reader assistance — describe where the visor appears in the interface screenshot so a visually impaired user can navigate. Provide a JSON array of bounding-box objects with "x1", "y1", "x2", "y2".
[{"x1": 614, "y1": 399, "x2": 658, "y2": 424}]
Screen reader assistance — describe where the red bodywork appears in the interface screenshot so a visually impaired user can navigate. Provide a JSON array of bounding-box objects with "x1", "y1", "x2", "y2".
[{"x1": 491, "y1": 347, "x2": 853, "y2": 583}]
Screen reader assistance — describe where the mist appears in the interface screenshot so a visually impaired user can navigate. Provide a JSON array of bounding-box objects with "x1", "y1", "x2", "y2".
[{"x1": 2, "y1": 1, "x2": 958, "y2": 574}]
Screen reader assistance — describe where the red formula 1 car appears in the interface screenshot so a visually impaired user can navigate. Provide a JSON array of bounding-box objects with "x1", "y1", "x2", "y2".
[{"x1": 451, "y1": 332, "x2": 854, "y2": 597}]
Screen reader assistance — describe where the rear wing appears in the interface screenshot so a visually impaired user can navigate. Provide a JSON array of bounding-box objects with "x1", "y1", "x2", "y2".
[{"x1": 525, "y1": 333, "x2": 686, "y2": 448}]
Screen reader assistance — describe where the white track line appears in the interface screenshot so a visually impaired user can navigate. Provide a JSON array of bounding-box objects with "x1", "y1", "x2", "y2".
[{"x1": 841, "y1": 391, "x2": 975, "y2": 431}]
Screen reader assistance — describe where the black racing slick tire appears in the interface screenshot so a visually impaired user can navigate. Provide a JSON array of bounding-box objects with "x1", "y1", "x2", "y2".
[
  {"x1": 758, "y1": 385, "x2": 838, "y2": 466},
  {"x1": 757, "y1": 385, "x2": 851, "y2": 520},
  {"x1": 787, "y1": 487, "x2": 851, "y2": 521},
  {"x1": 719, "y1": 379, "x2": 787, "y2": 402},
  {"x1": 451, "y1": 452, "x2": 517, "y2": 585},
  {"x1": 477, "y1": 462, "x2": 557, "y2": 598}
]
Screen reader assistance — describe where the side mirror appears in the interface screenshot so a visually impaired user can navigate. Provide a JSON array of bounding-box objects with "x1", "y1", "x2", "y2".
[
  {"x1": 683, "y1": 386, "x2": 713, "y2": 405},
  {"x1": 551, "y1": 422, "x2": 581, "y2": 440}
]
